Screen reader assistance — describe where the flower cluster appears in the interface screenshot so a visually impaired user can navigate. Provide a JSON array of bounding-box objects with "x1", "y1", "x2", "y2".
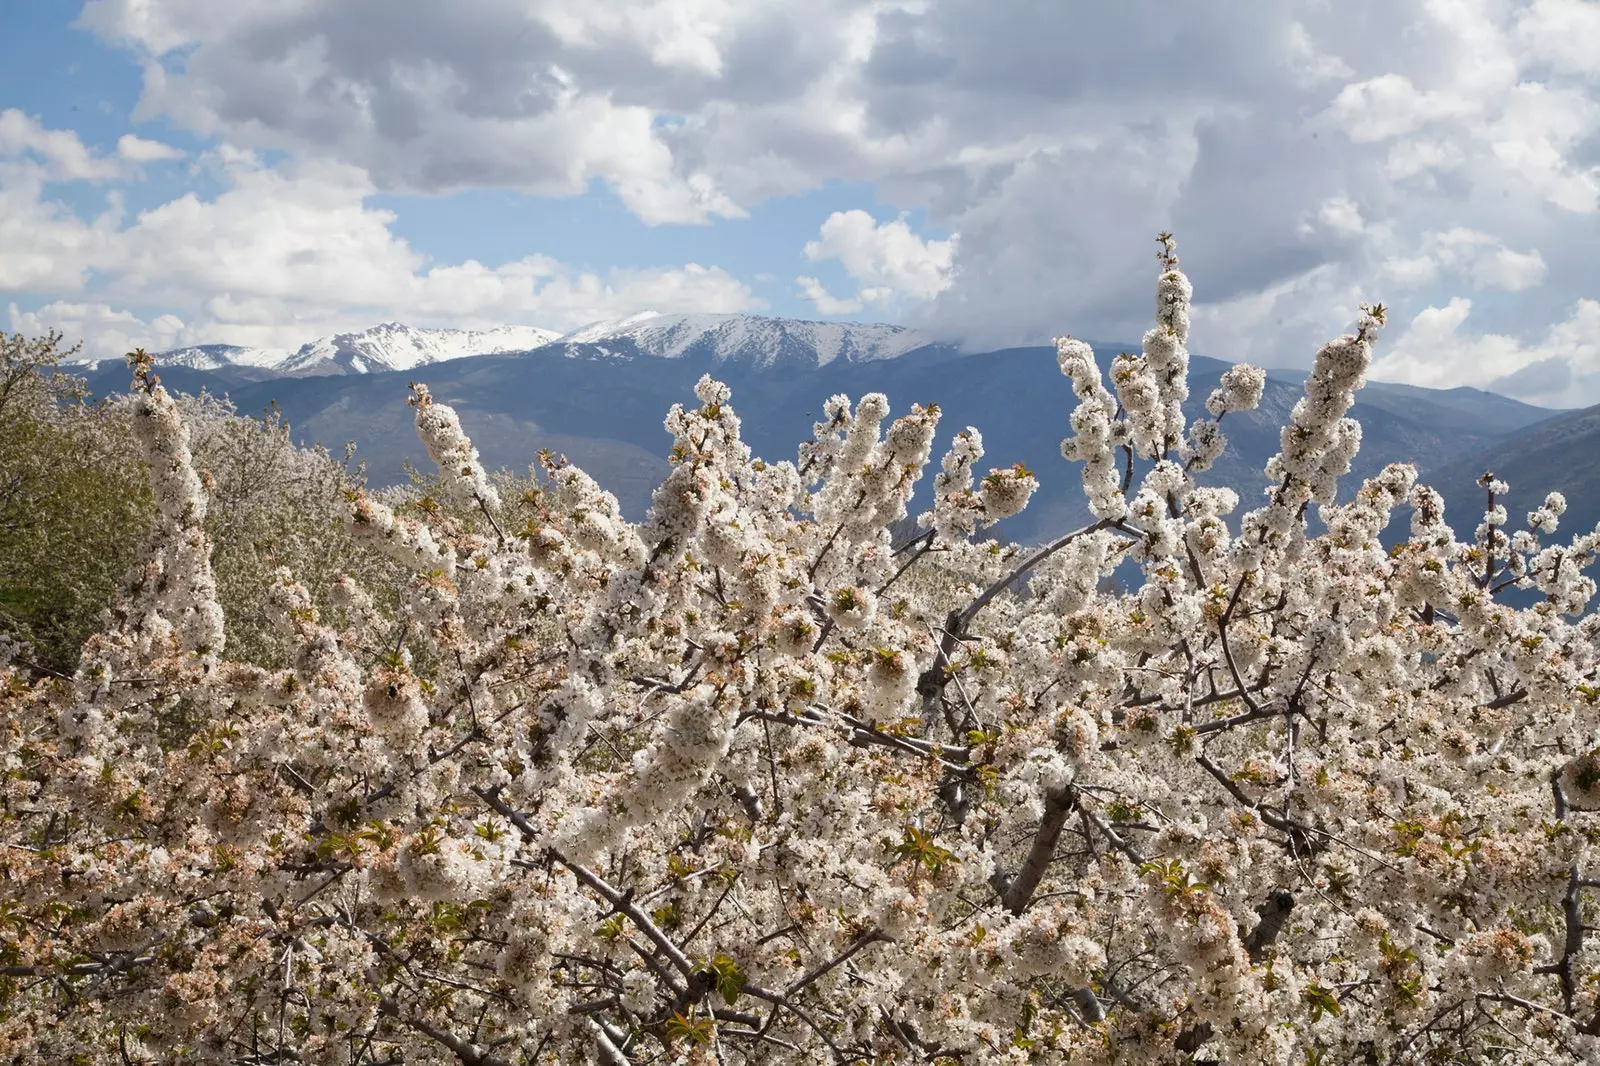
[{"x1": 2, "y1": 240, "x2": 1598, "y2": 1066}]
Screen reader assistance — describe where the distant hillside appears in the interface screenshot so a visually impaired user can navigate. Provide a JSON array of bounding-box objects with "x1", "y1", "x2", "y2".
[
  {"x1": 1429, "y1": 402, "x2": 1600, "y2": 545},
  {"x1": 1264, "y1": 370, "x2": 1560, "y2": 438},
  {"x1": 81, "y1": 343, "x2": 1563, "y2": 547}
]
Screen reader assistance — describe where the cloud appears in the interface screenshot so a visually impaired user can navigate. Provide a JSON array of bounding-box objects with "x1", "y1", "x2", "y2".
[
  {"x1": 41, "y1": 0, "x2": 1600, "y2": 402},
  {"x1": 0, "y1": 169, "x2": 122, "y2": 291},
  {"x1": 875, "y1": 1, "x2": 1599, "y2": 385},
  {"x1": 78, "y1": 0, "x2": 756, "y2": 224},
  {"x1": 0, "y1": 112, "x2": 181, "y2": 186},
  {"x1": 1380, "y1": 229, "x2": 1548, "y2": 293},
  {"x1": 116, "y1": 133, "x2": 184, "y2": 162},
  {"x1": 7, "y1": 300, "x2": 186, "y2": 358},
  {"x1": 795, "y1": 275, "x2": 862, "y2": 315},
  {"x1": 1301, "y1": 197, "x2": 1372, "y2": 240},
  {"x1": 1426, "y1": 229, "x2": 1547, "y2": 292},
  {"x1": 1322, "y1": 74, "x2": 1479, "y2": 144},
  {"x1": 2, "y1": 135, "x2": 758, "y2": 358},
  {"x1": 0, "y1": 109, "x2": 122, "y2": 181},
  {"x1": 1370, "y1": 296, "x2": 1600, "y2": 407},
  {"x1": 1282, "y1": 21, "x2": 1354, "y2": 88},
  {"x1": 1513, "y1": 0, "x2": 1600, "y2": 79},
  {"x1": 797, "y1": 209, "x2": 952, "y2": 315}
]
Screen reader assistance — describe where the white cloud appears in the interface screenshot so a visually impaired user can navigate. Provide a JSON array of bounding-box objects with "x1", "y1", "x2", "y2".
[
  {"x1": 80, "y1": 0, "x2": 754, "y2": 224},
  {"x1": 1185, "y1": 261, "x2": 1361, "y2": 372},
  {"x1": 75, "y1": 0, "x2": 251, "y2": 55},
  {"x1": 8, "y1": 300, "x2": 186, "y2": 359},
  {"x1": 1301, "y1": 196, "x2": 1368, "y2": 239},
  {"x1": 0, "y1": 112, "x2": 181, "y2": 188},
  {"x1": 795, "y1": 275, "x2": 863, "y2": 315},
  {"x1": 1282, "y1": 21, "x2": 1354, "y2": 88},
  {"x1": 403, "y1": 256, "x2": 758, "y2": 332},
  {"x1": 30, "y1": 0, "x2": 1600, "y2": 393},
  {"x1": 116, "y1": 133, "x2": 184, "y2": 162},
  {"x1": 1428, "y1": 229, "x2": 1547, "y2": 291},
  {"x1": 1379, "y1": 255, "x2": 1439, "y2": 289},
  {"x1": 1321, "y1": 74, "x2": 1481, "y2": 144},
  {"x1": 0, "y1": 109, "x2": 121, "y2": 181},
  {"x1": 1513, "y1": 0, "x2": 1600, "y2": 79},
  {"x1": 1381, "y1": 138, "x2": 1467, "y2": 183},
  {"x1": 0, "y1": 171, "x2": 122, "y2": 291},
  {"x1": 1380, "y1": 229, "x2": 1547, "y2": 293},
  {"x1": 2, "y1": 130, "x2": 758, "y2": 358},
  {"x1": 798, "y1": 209, "x2": 953, "y2": 316},
  {"x1": 1370, "y1": 296, "x2": 1600, "y2": 407},
  {"x1": 1483, "y1": 83, "x2": 1600, "y2": 213}
]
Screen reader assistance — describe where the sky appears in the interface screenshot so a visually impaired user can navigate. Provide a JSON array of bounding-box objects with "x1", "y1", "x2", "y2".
[{"x1": 1, "y1": 0, "x2": 1598, "y2": 407}]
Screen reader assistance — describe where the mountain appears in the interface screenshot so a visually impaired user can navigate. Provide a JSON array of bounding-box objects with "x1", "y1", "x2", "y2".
[
  {"x1": 77, "y1": 341, "x2": 1564, "y2": 549},
  {"x1": 544, "y1": 312, "x2": 942, "y2": 368},
  {"x1": 70, "y1": 323, "x2": 562, "y2": 377},
  {"x1": 1264, "y1": 369, "x2": 1558, "y2": 439},
  {"x1": 274, "y1": 323, "x2": 562, "y2": 375},
  {"x1": 1429, "y1": 402, "x2": 1600, "y2": 546},
  {"x1": 142, "y1": 343, "x2": 291, "y2": 374},
  {"x1": 70, "y1": 314, "x2": 939, "y2": 378}
]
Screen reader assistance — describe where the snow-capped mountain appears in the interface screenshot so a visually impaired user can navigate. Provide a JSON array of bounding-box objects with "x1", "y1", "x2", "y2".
[
  {"x1": 550, "y1": 312, "x2": 937, "y2": 367},
  {"x1": 132, "y1": 343, "x2": 292, "y2": 372},
  {"x1": 76, "y1": 323, "x2": 563, "y2": 376},
  {"x1": 275, "y1": 323, "x2": 563, "y2": 375},
  {"x1": 76, "y1": 315, "x2": 941, "y2": 378}
]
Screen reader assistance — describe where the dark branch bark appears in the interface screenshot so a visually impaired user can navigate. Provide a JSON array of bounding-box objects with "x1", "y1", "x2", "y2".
[
  {"x1": 379, "y1": 998, "x2": 512, "y2": 1066},
  {"x1": 995, "y1": 786, "x2": 1075, "y2": 916},
  {"x1": 1243, "y1": 889, "x2": 1295, "y2": 963}
]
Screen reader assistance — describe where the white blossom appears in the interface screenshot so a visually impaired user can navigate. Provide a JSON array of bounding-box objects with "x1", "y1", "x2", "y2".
[{"x1": 3, "y1": 242, "x2": 1597, "y2": 1066}]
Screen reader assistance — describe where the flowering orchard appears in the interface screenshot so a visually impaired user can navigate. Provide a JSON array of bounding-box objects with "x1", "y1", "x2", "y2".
[{"x1": 4, "y1": 236, "x2": 1600, "y2": 1066}]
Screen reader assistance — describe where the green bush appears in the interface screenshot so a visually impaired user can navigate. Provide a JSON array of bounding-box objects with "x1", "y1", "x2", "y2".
[
  {"x1": 0, "y1": 332, "x2": 403, "y2": 674},
  {"x1": 0, "y1": 332, "x2": 153, "y2": 673}
]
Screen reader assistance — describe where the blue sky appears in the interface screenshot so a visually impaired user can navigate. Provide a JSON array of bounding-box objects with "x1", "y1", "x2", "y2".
[{"x1": 3, "y1": 1, "x2": 1599, "y2": 407}]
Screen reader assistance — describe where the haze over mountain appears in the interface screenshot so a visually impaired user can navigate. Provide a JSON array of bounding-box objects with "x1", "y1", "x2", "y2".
[{"x1": 74, "y1": 314, "x2": 1574, "y2": 551}]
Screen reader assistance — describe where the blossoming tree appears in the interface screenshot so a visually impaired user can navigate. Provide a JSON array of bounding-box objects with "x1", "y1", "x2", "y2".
[{"x1": 3, "y1": 236, "x2": 1599, "y2": 1065}]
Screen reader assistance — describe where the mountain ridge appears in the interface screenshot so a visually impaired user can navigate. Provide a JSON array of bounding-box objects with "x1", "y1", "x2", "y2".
[
  {"x1": 1430, "y1": 401, "x2": 1600, "y2": 551},
  {"x1": 275, "y1": 322, "x2": 562, "y2": 375},
  {"x1": 68, "y1": 313, "x2": 944, "y2": 378},
  {"x1": 543, "y1": 312, "x2": 940, "y2": 367},
  {"x1": 75, "y1": 316, "x2": 1572, "y2": 426},
  {"x1": 74, "y1": 340, "x2": 1567, "y2": 550}
]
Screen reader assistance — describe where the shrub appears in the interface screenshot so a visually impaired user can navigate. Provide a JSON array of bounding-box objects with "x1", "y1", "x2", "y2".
[
  {"x1": 0, "y1": 331, "x2": 153, "y2": 672},
  {"x1": 0, "y1": 335, "x2": 399, "y2": 674}
]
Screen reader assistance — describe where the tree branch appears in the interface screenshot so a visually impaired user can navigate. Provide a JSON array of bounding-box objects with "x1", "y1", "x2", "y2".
[{"x1": 994, "y1": 785, "x2": 1075, "y2": 916}]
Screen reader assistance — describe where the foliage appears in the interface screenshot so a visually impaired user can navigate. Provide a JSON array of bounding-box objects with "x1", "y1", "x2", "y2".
[
  {"x1": 187, "y1": 395, "x2": 400, "y2": 669},
  {"x1": 1, "y1": 237, "x2": 1599, "y2": 1065},
  {"x1": 0, "y1": 331, "x2": 152, "y2": 671},
  {"x1": 0, "y1": 334, "x2": 400, "y2": 674}
]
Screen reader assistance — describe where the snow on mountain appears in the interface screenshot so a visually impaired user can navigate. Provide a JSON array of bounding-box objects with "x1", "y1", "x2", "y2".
[
  {"x1": 275, "y1": 323, "x2": 562, "y2": 375},
  {"x1": 129, "y1": 343, "x2": 291, "y2": 371},
  {"x1": 75, "y1": 316, "x2": 938, "y2": 377},
  {"x1": 551, "y1": 313, "x2": 938, "y2": 367}
]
